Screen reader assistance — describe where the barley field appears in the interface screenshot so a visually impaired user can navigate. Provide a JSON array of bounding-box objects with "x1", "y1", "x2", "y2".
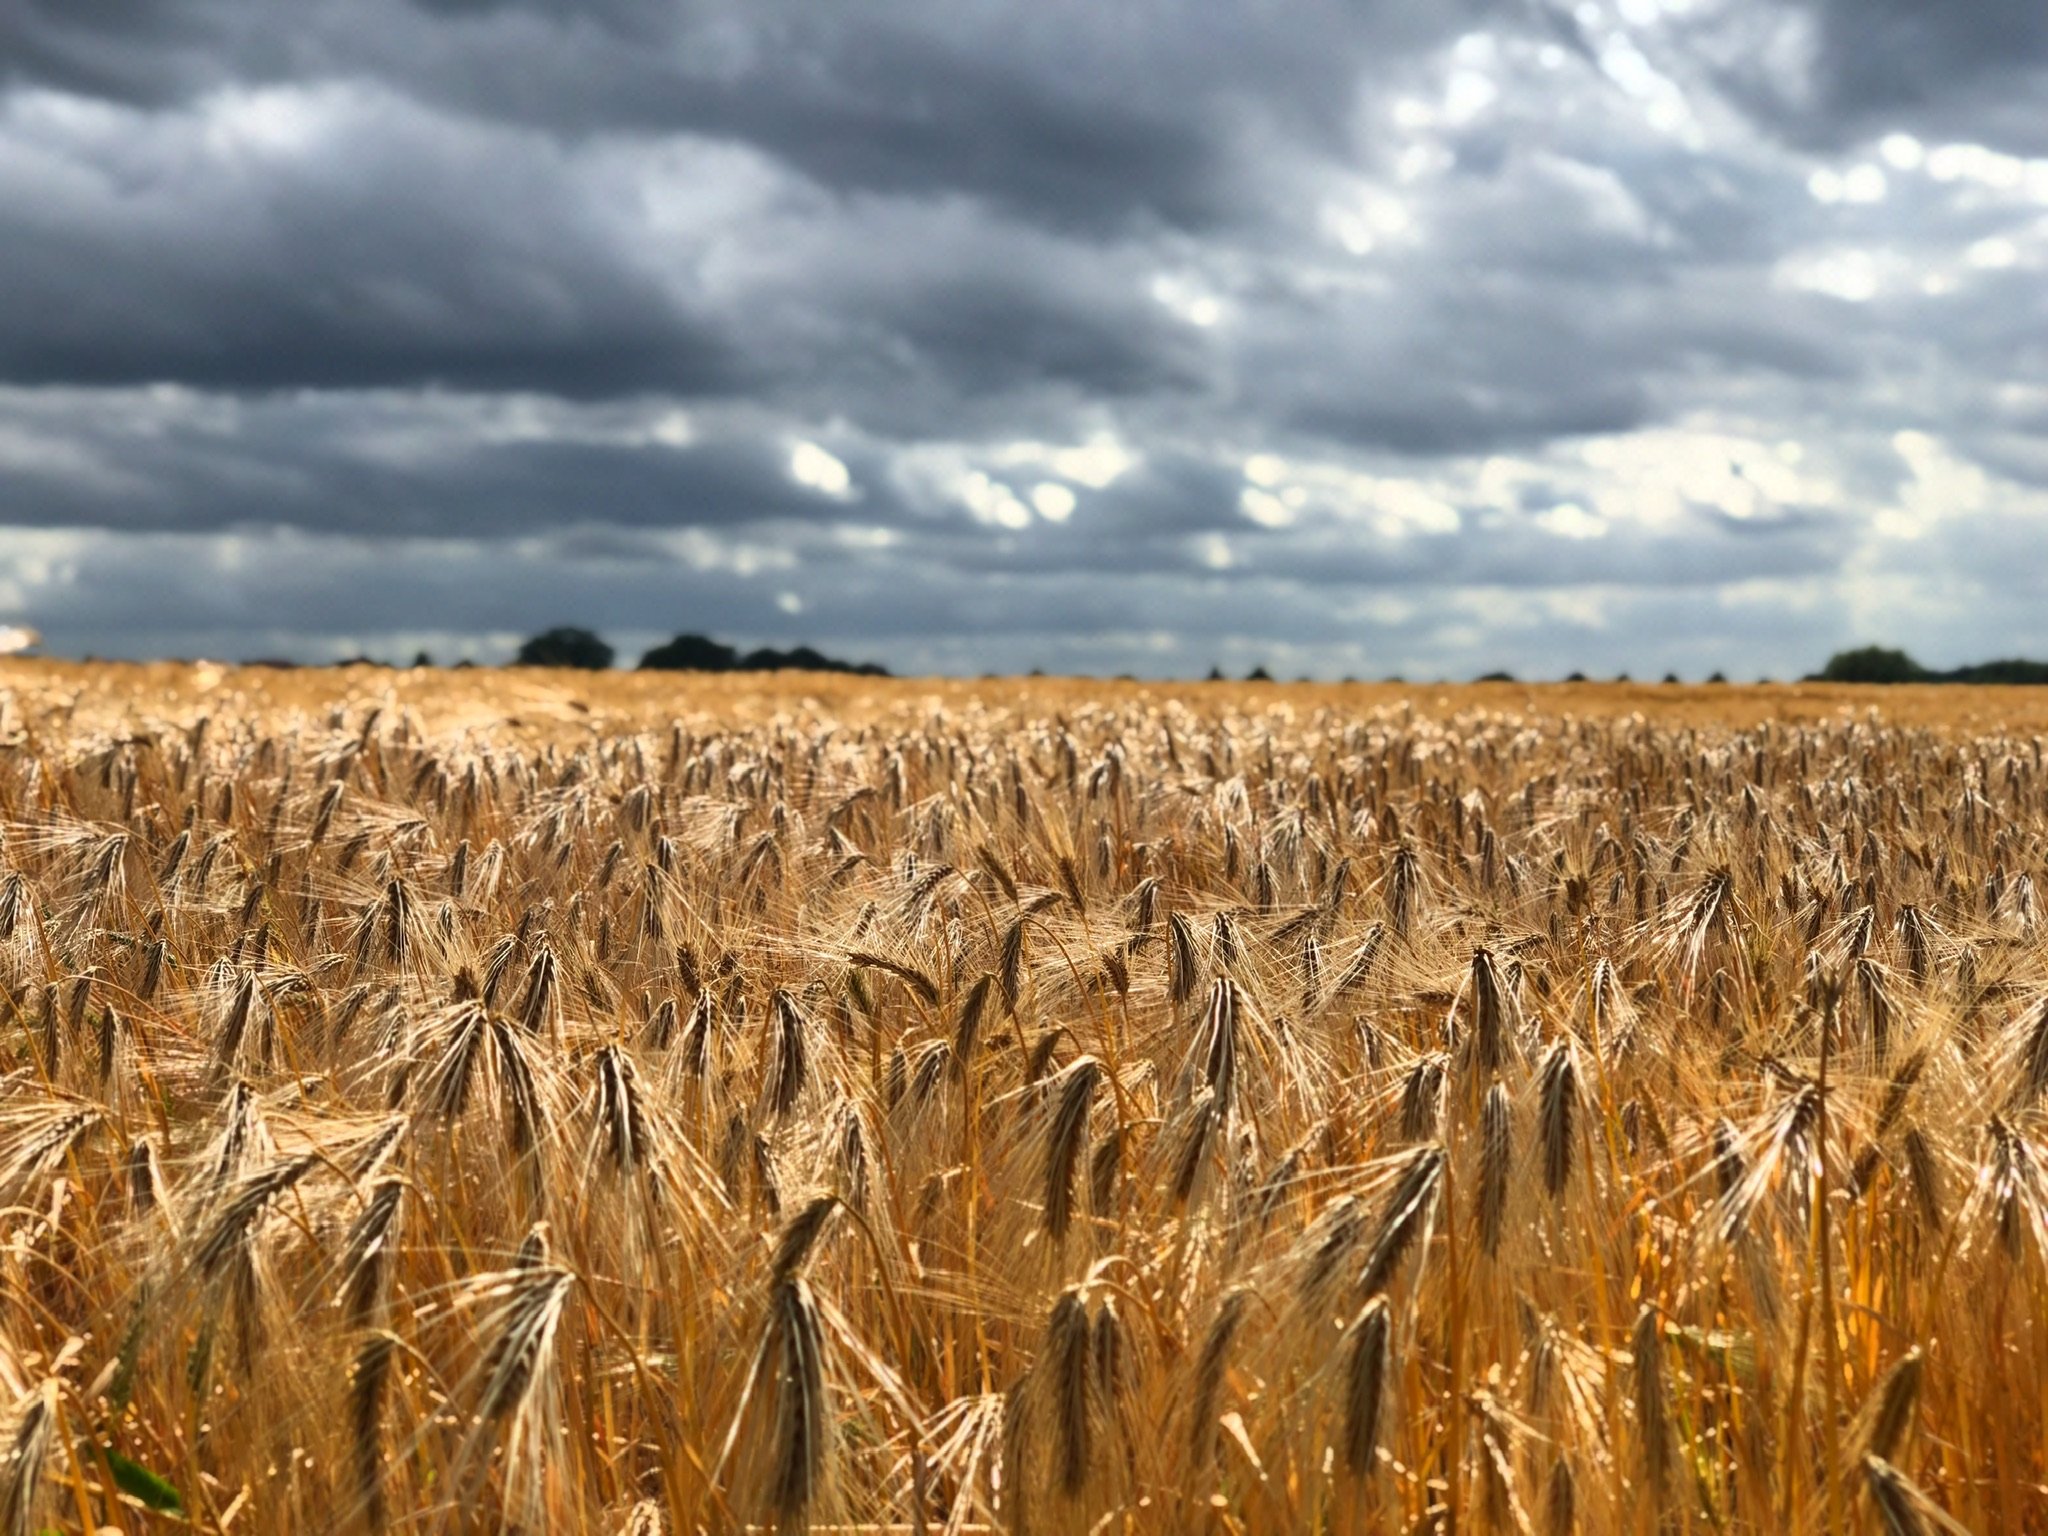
[{"x1": 0, "y1": 661, "x2": 2045, "y2": 1533}]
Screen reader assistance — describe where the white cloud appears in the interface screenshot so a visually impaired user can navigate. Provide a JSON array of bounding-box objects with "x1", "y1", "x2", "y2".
[
  {"x1": 1776, "y1": 247, "x2": 1889, "y2": 302},
  {"x1": 1240, "y1": 488, "x2": 1295, "y2": 528},
  {"x1": 1536, "y1": 502, "x2": 1608, "y2": 539},
  {"x1": 993, "y1": 433, "x2": 1140, "y2": 489},
  {"x1": 1442, "y1": 70, "x2": 1497, "y2": 126},
  {"x1": 1031, "y1": 482, "x2": 1076, "y2": 521},
  {"x1": 790, "y1": 440, "x2": 853, "y2": 496},
  {"x1": 1874, "y1": 431, "x2": 1986, "y2": 539},
  {"x1": 1839, "y1": 164, "x2": 1887, "y2": 203},
  {"x1": 1966, "y1": 236, "x2": 2019, "y2": 269},
  {"x1": 956, "y1": 471, "x2": 1032, "y2": 529},
  {"x1": 1149, "y1": 273, "x2": 1226, "y2": 328},
  {"x1": 1879, "y1": 134, "x2": 1924, "y2": 172},
  {"x1": 1243, "y1": 454, "x2": 1287, "y2": 487}
]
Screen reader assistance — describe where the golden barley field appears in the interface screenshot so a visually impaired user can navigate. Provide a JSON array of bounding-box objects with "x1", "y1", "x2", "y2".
[{"x1": 1, "y1": 660, "x2": 2046, "y2": 1534}]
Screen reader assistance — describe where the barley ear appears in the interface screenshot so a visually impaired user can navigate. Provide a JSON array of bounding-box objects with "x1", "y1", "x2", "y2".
[{"x1": 1341, "y1": 1296, "x2": 1391, "y2": 1477}]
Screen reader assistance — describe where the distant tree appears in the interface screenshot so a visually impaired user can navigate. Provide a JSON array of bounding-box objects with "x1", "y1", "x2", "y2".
[
  {"x1": 639, "y1": 634, "x2": 740, "y2": 671},
  {"x1": 1662, "y1": 672, "x2": 1680, "y2": 683},
  {"x1": 1707, "y1": 670, "x2": 1728, "y2": 683},
  {"x1": 1476, "y1": 671, "x2": 1516, "y2": 683},
  {"x1": 1564, "y1": 671, "x2": 1587, "y2": 682},
  {"x1": 638, "y1": 633, "x2": 888, "y2": 675},
  {"x1": 1812, "y1": 646, "x2": 1926, "y2": 684},
  {"x1": 1246, "y1": 665, "x2": 1274, "y2": 682},
  {"x1": 740, "y1": 645, "x2": 889, "y2": 675},
  {"x1": 1207, "y1": 666, "x2": 1225, "y2": 681},
  {"x1": 1806, "y1": 647, "x2": 2048, "y2": 684},
  {"x1": 1948, "y1": 658, "x2": 2048, "y2": 684},
  {"x1": 516, "y1": 627, "x2": 614, "y2": 669},
  {"x1": 739, "y1": 645, "x2": 829, "y2": 672}
]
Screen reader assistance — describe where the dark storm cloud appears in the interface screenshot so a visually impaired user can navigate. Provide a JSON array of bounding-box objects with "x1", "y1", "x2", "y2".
[
  {"x1": 1288, "y1": 380, "x2": 1649, "y2": 458},
  {"x1": 1238, "y1": 513, "x2": 1847, "y2": 591},
  {"x1": 747, "y1": 202, "x2": 1218, "y2": 431},
  {"x1": 0, "y1": 391, "x2": 876, "y2": 535},
  {"x1": 1257, "y1": 270, "x2": 1660, "y2": 457},
  {"x1": 875, "y1": 274, "x2": 1202, "y2": 403},
  {"x1": 0, "y1": 78, "x2": 1215, "y2": 421},
  {"x1": 1795, "y1": 0, "x2": 2048, "y2": 143},
  {"x1": 0, "y1": 0, "x2": 1504, "y2": 230},
  {"x1": 1700, "y1": 0, "x2": 2048, "y2": 156},
  {"x1": 0, "y1": 87, "x2": 739, "y2": 396}
]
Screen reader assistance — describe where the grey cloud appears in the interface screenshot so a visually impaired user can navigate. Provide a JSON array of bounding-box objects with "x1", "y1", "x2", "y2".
[
  {"x1": 745, "y1": 205, "x2": 1217, "y2": 432},
  {"x1": 1269, "y1": 291, "x2": 1657, "y2": 458},
  {"x1": 1014, "y1": 456, "x2": 1245, "y2": 539},
  {"x1": 0, "y1": 90, "x2": 740, "y2": 396},
  {"x1": 2, "y1": 0, "x2": 1501, "y2": 231},
  {"x1": 1212, "y1": 517, "x2": 1845, "y2": 593},
  {"x1": 0, "y1": 81, "x2": 1219, "y2": 428},
  {"x1": 4, "y1": 501, "x2": 2039, "y2": 680},
  {"x1": 872, "y1": 273, "x2": 1203, "y2": 404},
  {"x1": 1288, "y1": 383, "x2": 1648, "y2": 458},
  {"x1": 0, "y1": 0, "x2": 1897, "y2": 450},
  {"x1": 0, "y1": 2, "x2": 206, "y2": 108},
  {"x1": 1798, "y1": 0, "x2": 2048, "y2": 143},
  {"x1": 1698, "y1": 0, "x2": 2048, "y2": 155},
  {"x1": 0, "y1": 393, "x2": 888, "y2": 536}
]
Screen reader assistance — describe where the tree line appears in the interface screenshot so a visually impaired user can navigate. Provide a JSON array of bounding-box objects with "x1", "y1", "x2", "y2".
[{"x1": 515, "y1": 626, "x2": 890, "y2": 675}]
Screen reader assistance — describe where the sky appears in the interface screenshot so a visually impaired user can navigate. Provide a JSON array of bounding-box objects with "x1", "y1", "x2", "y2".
[{"x1": 2, "y1": 0, "x2": 2047, "y2": 680}]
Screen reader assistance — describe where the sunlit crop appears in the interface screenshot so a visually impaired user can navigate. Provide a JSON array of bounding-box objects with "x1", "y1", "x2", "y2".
[{"x1": 0, "y1": 663, "x2": 2039, "y2": 1533}]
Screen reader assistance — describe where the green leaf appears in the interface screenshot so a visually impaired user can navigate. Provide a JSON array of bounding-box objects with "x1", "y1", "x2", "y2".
[{"x1": 106, "y1": 1449, "x2": 185, "y2": 1514}]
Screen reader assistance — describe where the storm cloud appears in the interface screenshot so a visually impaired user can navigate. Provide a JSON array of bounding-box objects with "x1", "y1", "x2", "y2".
[{"x1": 1, "y1": 0, "x2": 2046, "y2": 678}]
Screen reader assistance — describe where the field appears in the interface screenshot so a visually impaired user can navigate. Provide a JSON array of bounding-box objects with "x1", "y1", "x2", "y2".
[{"x1": 0, "y1": 660, "x2": 2045, "y2": 1533}]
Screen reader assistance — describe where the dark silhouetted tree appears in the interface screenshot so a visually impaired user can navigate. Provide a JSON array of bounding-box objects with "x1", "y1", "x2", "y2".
[
  {"x1": 1812, "y1": 646, "x2": 1926, "y2": 684},
  {"x1": 637, "y1": 632, "x2": 889, "y2": 675},
  {"x1": 1948, "y1": 658, "x2": 2048, "y2": 684},
  {"x1": 516, "y1": 627, "x2": 614, "y2": 669},
  {"x1": 640, "y1": 634, "x2": 740, "y2": 671}
]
